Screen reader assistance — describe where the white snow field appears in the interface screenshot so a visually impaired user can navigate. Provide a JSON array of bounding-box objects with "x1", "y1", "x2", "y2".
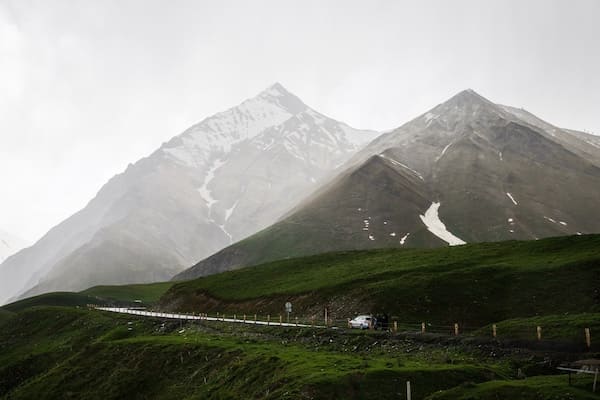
[{"x1": 419, "y1": 202, "x2": 466, "y2": 246}]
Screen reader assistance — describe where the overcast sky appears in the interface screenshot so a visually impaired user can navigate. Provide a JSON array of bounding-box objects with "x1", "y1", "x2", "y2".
[{"x1": 1, "y1": 0, "x2": 599, "y2": 243}]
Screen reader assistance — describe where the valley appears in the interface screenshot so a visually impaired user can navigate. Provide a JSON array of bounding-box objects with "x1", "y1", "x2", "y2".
[{"x1": 1, "y1": 235, "x2": 599, "y2": 399}]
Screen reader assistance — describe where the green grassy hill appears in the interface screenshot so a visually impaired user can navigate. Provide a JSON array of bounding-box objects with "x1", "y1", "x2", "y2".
[
  {"x1": 0, "y1": 306, "x2": 496, "y2": 399},
  {"x1": 81, "y1": 281, "x2": 174, "y2": 304},
  {"x1": 162, "y1": 234, "x2": 600, "y2": 330},
  {"x1": 426, "y1": 375, "x2": 599, "y2": 400},
  {"x1": 0, "y1": 309, "x2": 14, "y2": 326},
  {"x1": 2, "y1": 292, "x2": 99, "y2": 313},
  {"x1": 1, "y1": 306, "x2": 594, "y2": 399},
  {"x1": 2, "y1": 282, "x2": 174, "y2": 313},
  {"x1": 2, "y1": 235, "x2": 599, "y2": 399}
]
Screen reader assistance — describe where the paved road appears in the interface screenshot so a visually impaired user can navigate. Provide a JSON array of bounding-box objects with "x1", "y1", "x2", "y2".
[{"x1": 96, "y1": 307, "x2": 325, "y2": 329}]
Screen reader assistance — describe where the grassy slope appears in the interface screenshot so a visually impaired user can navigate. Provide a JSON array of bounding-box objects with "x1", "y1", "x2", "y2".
[
  {"x1": 474, "y1": 313, "x2": 600, "y2": 343},
  {"x1": 0, "y1": 306, "x2": 503, "y2": 400},
  {"x1": 2, "y1": 306, "x2": 595, "y2": 399},
  {"x1": 2, "y1": 282, "x2": 174, "y2": 313},
  {"x1": 162, "y1": 235, "x2": 600, "y2": 327},
  {"x1": 2, "y1": 292, "x2": 98, "y2": 313},
  {"x1": 2, "y1": 236, "x2": 598, "y2": 398},
  {"x1": 0, "y1": 309, "x2": 13, "y2": 326},
  {"x1": 426, "y1": 375, "x2": 599, "y2": 400},
  {"x1": 81, "y1": 281, "x2": 174, "y2": 304}
]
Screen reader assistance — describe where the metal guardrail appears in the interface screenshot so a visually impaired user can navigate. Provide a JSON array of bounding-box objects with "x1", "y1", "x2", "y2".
[{"x1": 95, "y1": 307, "x2": 326, "y2": 328}]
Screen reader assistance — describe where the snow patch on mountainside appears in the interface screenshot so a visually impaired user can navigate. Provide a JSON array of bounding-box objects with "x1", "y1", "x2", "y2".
[
  {"x1": 506, "y1": 192, "x2": 518, "y2": 205},
  {"x1": 585, "y1": 139, "x2": 600, "y2": 149},
  {"x1": 419, "y1": 202, "x2": 466, "y2": 246},
  {"x1": 224, "y1": 200, "x2": 240, "y2": 222},
  {"x1": 378, "y1": 154, "x2": 424, "y2": 180},
  {"x1": 198, "y1": 159, "x2": 226, "y2": 210},
  {"x1": 436, "y1": 142, "x2": 453, "y2": 162},
  {"x1": 218, "y1": 223, "x2": 233, "y2": 244},
  {"x1": 423, "y1": 112, "x2": 439, "y2": 127},
  {"x1": 544, "y1": 216, "x2": 567, "y2": 226},
  {"x1": 399, "y1": 233, "x2": 410, "y2": 245}
]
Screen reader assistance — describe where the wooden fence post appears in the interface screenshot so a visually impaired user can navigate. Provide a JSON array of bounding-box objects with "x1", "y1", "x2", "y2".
[
  {"x1": 279, "y1": 314, "x2": 282, "y2": 326},
  {"x1": 406, "y1": 381, "x2": 412, "y2": 400},
  {"x1": 311, "y1": 316, "x2": 314, "y2": 327},
  {"x1": 267, "y1": 314, "x2": 270, "y2": 326},
  {"x1": 421, "y1": 322, "x2": 426, "y2": 333},
  {"x1": 233, "y1": 314, "x2": 236, "y2": 322},
  {"x1": 393, "y1": 321, "x2": 398, "y2": 332},
  {"x1": 324, "y1": 308, "x2": 328, "y2": 327},
  {"x1": 537, "y1": 326, "x2": 542, "y2": 341},
  {"x1": 254, "y1": 314, "x2": 257, "y2": 324},
  {"x1": 492, "y1": 324, "x2": 497, "y2": 338},
  {"x1": 454, "y1": 323, "x2": 459, "y2": 336},
  {"x1": 585, "y1": 328, "x2": 591, "y2": 349},
  {"x1": 243, "y1": 314, "x2": 246, "y2": 323}
]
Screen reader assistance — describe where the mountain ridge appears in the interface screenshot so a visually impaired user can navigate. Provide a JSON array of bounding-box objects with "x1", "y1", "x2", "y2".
[
  {"x1": 0, "y1": 230, "x2": 28, "y2": 264},
  {"x1": 175, "y1": 89, "x2": 600, "y2": 281},
  {"x1": 1, "y1": 83, "x2": 378, "y2": 304}
]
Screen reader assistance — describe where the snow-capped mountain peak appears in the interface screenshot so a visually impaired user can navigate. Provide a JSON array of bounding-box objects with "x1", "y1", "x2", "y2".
[
  {"x1": 256, "y1": 82, "x2": 307, "y2": 115},
  {"x1": 160, "y1": 83, "x2": 376, "y2": 169},
  {"x1": 161, "y1": 84, "x2": 303, "y2": 167},
  {"x1": 0, "y1": 83, "x2": 379, "y2": 304}
]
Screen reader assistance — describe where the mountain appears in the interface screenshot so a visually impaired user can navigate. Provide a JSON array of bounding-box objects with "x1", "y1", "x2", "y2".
[
  {"x1": 0, "y1": 230, "x2": 28, "y2": 264},
  {"x1": 0, "y1": 83, "x2": 378, "y2": 304},
  {"x1": 176, "y1": 89, "x2": 600, "y2": 280}
]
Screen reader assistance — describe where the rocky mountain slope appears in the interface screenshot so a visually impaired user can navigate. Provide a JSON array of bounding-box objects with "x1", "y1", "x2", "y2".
[
  {"x1": 0, "y1": 83, "x2": 378, "y2": 304},
  {"x1": 176, "y1": 89, "x2": 600, "y2": 280},
  {"x1": 0, "y1": 230, "x2": 28, "y2": 264}
]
